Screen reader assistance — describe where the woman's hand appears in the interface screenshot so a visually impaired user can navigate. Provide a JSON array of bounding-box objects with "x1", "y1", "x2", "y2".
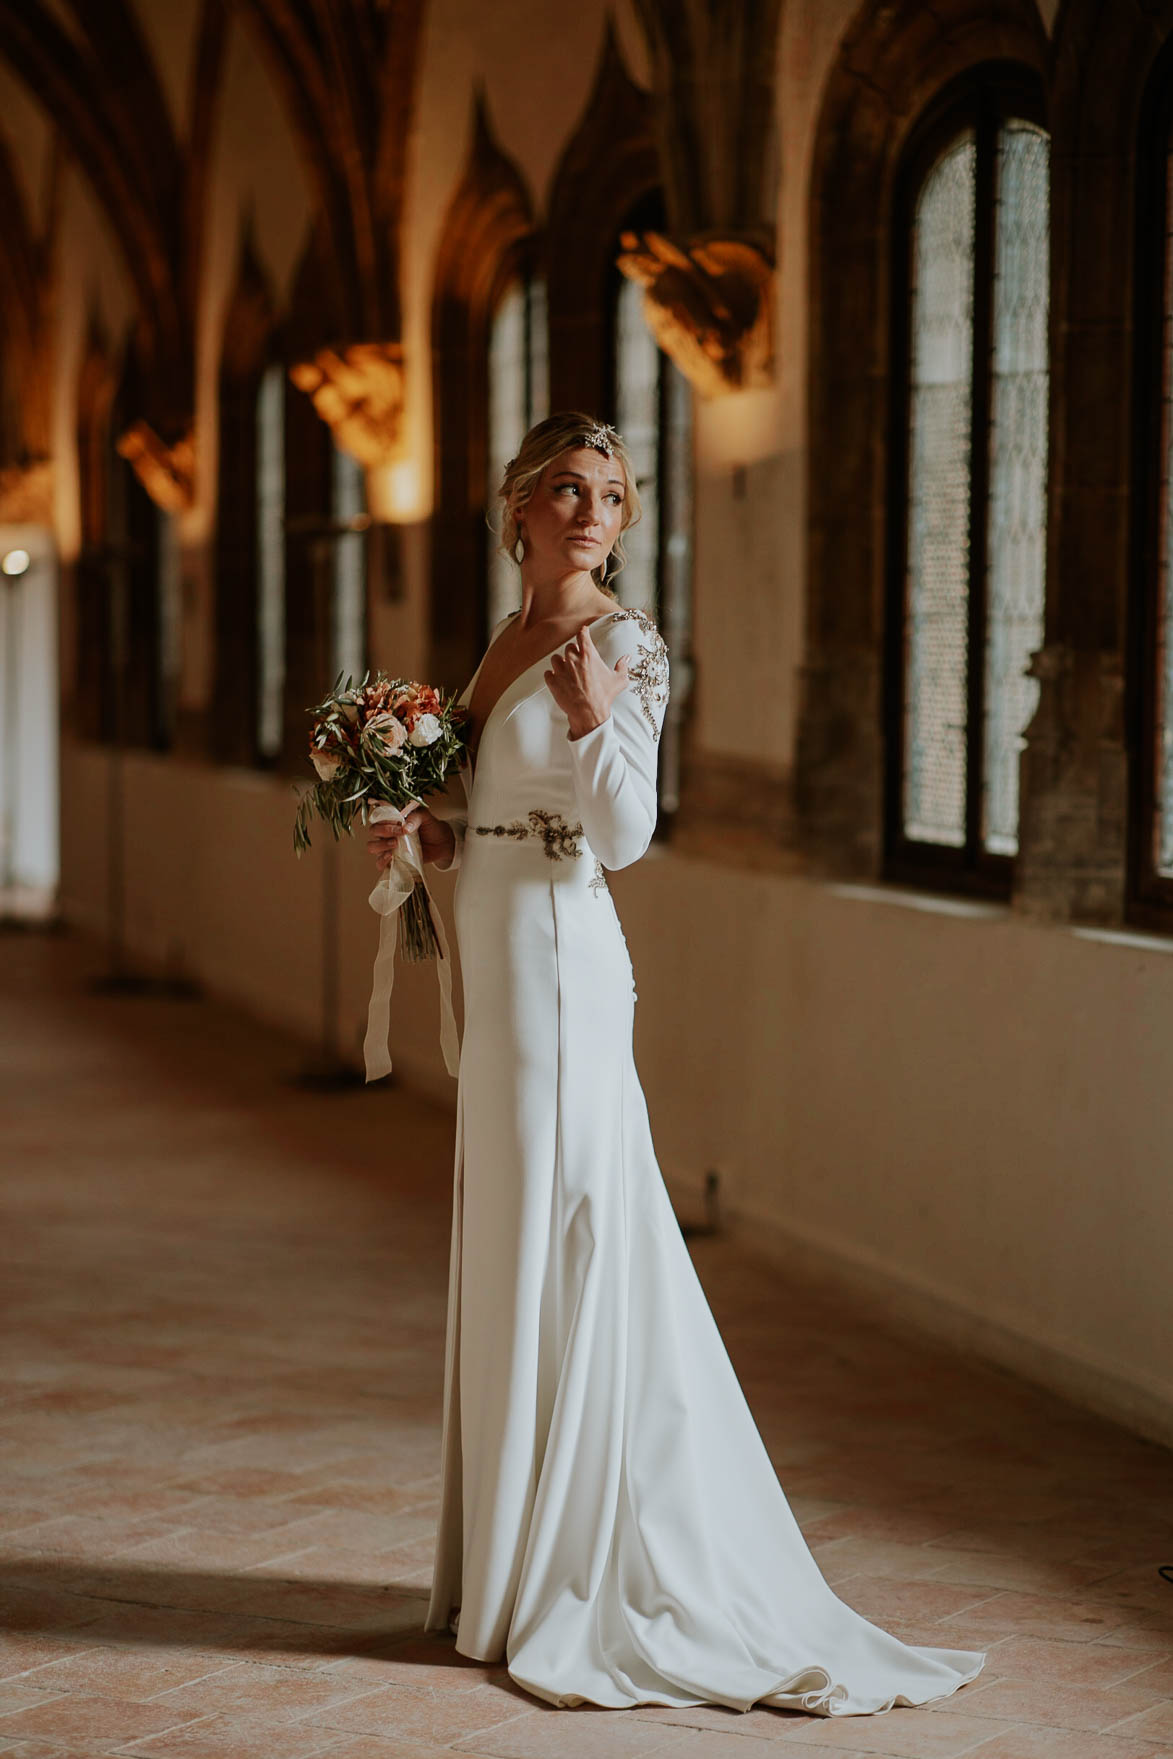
[
  {"x1": 366, "y1": 804, "x2": 456, "y2": 872},
  {"x1": 544, "y1": 625, "x2": 629, "y2": 740}
]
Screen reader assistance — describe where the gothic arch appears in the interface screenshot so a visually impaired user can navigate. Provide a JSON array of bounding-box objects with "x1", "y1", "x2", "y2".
[
  {"x1": 798, "y1": 0, "x2": 1048, "y2": 876},
  {"x1": 545, "y1": 19, "x2": 659, "y2": 412},
  {"x1": 429, "y1": 90, "x2": 538, "y2": 687},
  {"x1": 235, "y1": 0, "x2": 424, "y2": 339},
  {"x1": 0, "y1": 0, "x2": 228, "y2": 475}
]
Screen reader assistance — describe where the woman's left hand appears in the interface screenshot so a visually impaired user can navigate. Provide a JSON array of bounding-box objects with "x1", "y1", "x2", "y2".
[{"x1": 544, "y1": 625, "x2": 629, "y2": 740}]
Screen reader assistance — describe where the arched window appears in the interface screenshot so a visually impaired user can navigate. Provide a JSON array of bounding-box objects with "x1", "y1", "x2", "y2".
[
  {"x1": 214, "y1": 230, "x2": 368, "y2": 770},
  {"x1": 281, "y1": 378, "x2": 371, "y2": 764},
  {"x1": 486, "y1": 273, "x2": 548, "y2": 629},
  {"x1": 887, "y1": 74, "x2": 1049, "y2": 892}
]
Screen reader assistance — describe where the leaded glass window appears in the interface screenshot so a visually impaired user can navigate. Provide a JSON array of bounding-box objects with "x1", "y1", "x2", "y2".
[
  {"x1": 330, "y1": 443, "x2": 367, "y2": 684},
  {"x1": 614, "y1": 275, "x2": 661, "y2": 618},
  {"x1": 486, "y1": 276, "x2": 548, "y2": 630},
  {"x1": 255, "y1": 361, "x2": 285, "y2": 761},
  {"x1": 890, "y1": 84, "x2": 1049, "y2": 889},
  {"x1": 902, "y1": 133, "x2": 976, "y2": 849}
]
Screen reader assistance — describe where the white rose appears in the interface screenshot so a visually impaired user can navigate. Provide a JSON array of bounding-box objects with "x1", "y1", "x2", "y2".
[
  {"x1": 311, "y1": 750, "x2": 342, "y2": 781},
  {"x1": 409, "y1": 713, "x2": 442, "y2": 748}
]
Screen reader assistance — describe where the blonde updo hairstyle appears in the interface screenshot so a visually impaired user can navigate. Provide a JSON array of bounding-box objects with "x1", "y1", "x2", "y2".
[{"x1": 495, "y1": 411, "x2": 642, "y2": 596}]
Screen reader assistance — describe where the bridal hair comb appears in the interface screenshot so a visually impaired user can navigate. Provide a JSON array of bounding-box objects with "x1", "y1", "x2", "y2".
[{"x1": 579, "y1": 421, "x2": 620, "y2": 456}]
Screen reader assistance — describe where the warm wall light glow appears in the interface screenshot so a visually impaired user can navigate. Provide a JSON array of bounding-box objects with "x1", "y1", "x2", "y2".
[
  {"x1": 367, "y1": 457, "x2": 422, "y2": 523},
  {"x1": 696, "y1": 388, "x2": 780, "y2": 470},
  {"x1": 2, "y1": 549, "x2": 31, "y2": 576}
]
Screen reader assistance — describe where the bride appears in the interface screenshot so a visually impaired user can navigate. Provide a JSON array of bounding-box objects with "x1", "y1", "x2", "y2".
[{"x1": 366, "y1": 411, "x2": 986, "y2": 1717}]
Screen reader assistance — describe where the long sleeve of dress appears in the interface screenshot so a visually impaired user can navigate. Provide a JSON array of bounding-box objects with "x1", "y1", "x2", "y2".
[
  {"x1": 566, "y1": 609, "x2": 670, "y2": 871},
  {"x1": 430, "y1": 763, "x2": 473, "y2": 873},
  {"x1": 433, "y1": 816, "x2": 466, "y2": 873}
]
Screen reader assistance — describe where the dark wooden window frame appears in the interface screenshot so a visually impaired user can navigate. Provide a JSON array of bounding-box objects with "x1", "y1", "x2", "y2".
[
  {"x1": 884, "y1": 64, "x2": 1048, "y2": 899},
  {"x1": 1128, "y1": 36, "x2": 1173, "y2": 930}
]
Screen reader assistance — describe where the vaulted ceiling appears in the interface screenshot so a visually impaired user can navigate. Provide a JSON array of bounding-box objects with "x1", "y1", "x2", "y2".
[{"x1": 0, "y1": 0, "x2": 425, "y2": 476}]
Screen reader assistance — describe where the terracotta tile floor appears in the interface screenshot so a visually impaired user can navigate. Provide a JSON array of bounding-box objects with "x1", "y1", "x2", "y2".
[{"x1": 3, "y1": 932, "x2": 1173, "y2": 1759}]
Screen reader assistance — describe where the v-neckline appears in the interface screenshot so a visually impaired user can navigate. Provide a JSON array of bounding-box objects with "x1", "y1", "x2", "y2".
[{"x1": 461, "y1": 609, "x2": 618, "y2": 771}]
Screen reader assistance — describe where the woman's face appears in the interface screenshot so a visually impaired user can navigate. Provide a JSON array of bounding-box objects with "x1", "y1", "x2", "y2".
[{"x1": 517, "y1": 445, "x2": 627, "y2": 577}]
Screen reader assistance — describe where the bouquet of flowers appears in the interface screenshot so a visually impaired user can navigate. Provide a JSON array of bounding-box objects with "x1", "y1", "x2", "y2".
[{"x1": 294, "y1": 671, "x2": 470, "y2": 961}]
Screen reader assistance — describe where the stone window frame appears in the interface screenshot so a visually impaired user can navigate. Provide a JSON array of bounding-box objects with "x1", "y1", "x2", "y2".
[
  {"x1": 883, "y1": 64, "x2": 1049, "y2": 901},
  {"x1": 1016, "y1": 0, "x2": 1173, "y2": 928},
  {"x1": 1129, "y1": 31, "x2": 1173, "y2": 930}
]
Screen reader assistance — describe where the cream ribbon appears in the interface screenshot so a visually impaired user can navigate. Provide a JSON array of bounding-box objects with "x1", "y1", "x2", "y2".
[{"x1": 363, "y1": 800, "x2": 460, "y2": 1084}]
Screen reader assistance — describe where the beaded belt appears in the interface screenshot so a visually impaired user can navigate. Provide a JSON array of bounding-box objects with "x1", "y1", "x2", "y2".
[
  {"x1": 471, "y1": 809, "x2": 608, "y2": 892},
  {"x1": 473, "y1": 808, "x2": 582, "y2": 859}
]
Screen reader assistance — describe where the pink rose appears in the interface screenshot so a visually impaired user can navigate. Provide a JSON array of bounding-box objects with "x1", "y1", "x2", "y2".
[
  {"x1": 365, "y1": 711, "x2": 408, "y2": 756},
  {"x1": 311, "y1": 750, "x2": 343, "y2": 781}
]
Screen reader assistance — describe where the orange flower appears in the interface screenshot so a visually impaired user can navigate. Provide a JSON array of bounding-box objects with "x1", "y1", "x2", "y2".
[{"x1": 403, "y1": 684, "x2": 442, "y2": 729}]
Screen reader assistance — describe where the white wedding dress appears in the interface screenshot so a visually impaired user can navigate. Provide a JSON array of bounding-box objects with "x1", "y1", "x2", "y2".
[{"x1": 421, "y1": 606, "x2": 986, "y2": 1716}]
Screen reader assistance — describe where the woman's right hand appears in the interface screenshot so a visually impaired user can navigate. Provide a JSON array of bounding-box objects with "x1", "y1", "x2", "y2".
[{"x1": 366, "y1": 805, "x2": 456, "y2": 872}]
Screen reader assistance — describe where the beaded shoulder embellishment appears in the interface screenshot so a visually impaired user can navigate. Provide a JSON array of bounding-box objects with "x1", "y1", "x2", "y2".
[{"x1": 604, "y1": 607, "x2": 670, "y2": 740}]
